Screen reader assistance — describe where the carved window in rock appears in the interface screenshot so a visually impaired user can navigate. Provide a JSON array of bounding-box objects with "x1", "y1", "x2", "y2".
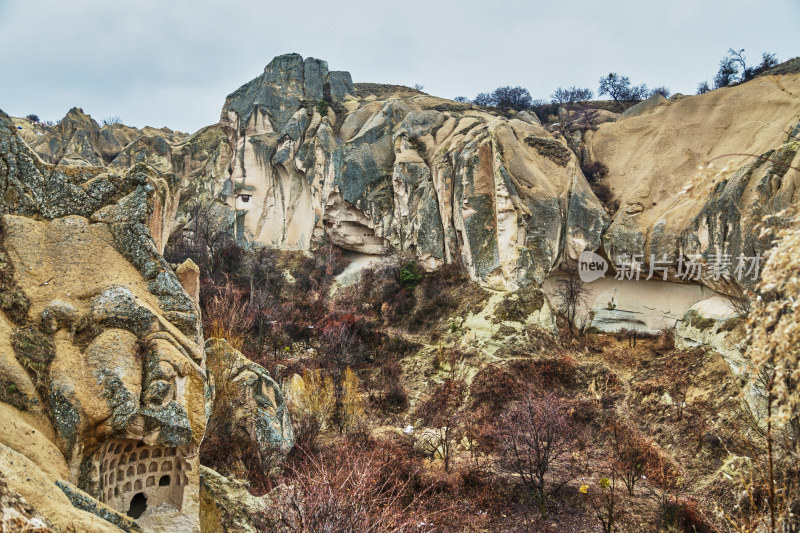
[
  {"x1": 87, "y1": 439, "x2": 193, "y2": 519},
  {"x1": 235, "y1": 194, "x2": 252, "y2": 210}
]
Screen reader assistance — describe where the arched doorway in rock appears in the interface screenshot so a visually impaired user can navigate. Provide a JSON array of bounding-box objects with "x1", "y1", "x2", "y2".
[{"x1": 127, "y1": 492, "x2": 147, "y2": 519}]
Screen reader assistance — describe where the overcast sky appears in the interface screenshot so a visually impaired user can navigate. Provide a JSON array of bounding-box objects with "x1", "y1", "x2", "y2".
[{"x1": 0, "y1": 0, "x2": 797, "y2": 133}]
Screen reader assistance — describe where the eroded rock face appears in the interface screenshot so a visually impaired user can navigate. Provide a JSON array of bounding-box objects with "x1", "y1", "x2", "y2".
[
  {"x1": 213, "y1": 54, "x2": 608, "y2": 289},
  {"x1": 205, "y1": 339, "x2": 294, "y2": 458},
  {"x1": 585, "y1": 72, "x2": 800, "y2": 294},
  {"x1": 0, "y1": 111, "x2": 209, "y2": 532},
  {"x1": 27, "y1": 107, "x2": 187, "y2": 168},
  {"x1": 199, "y1": 465, "x2": 291, "y2": 533}
]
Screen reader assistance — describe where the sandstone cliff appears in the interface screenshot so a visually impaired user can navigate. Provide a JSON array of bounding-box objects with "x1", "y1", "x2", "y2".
[
  {"x1": 210, "y1": 53, "x2": 609, "y2": 290},
  {"x1": 0, "y1": 110, "x2": 207, "y2": 532},
  {"x1": 15, "y1": 56, "x2": 799, "y2": 298},
  {"x1": 585, "y1": 71, "x2": 800, "y2": 293},
  {"x1": 188, "y1": 54, "x2": 799, "y2": 297}
]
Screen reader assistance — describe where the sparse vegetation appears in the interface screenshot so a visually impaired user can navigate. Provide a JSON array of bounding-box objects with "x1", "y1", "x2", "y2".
[
  {"x1": 700, "y1": 49, "x2": 780, "y2": 91},
  {"x1": 398, "y1": 260, "x2": 423, "y2": 289},
  {"x1": 598, "y1": 72, "x2": 649, "y2": 102},
  {"x1": 472, "y1": 86, "x2": 533, "y2": 110},
  {"x1": 553, "y1": 268, "x2": 591, "y2": 330},
  {"x1": 498, "y1": 390, "x2": 583, "y2": 517},
  {"x1": 551, "y1": 86, "x2": 594, "y2": 105}
]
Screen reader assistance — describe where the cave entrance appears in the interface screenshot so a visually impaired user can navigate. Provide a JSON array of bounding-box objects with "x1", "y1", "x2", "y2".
[{"x1": 127, "y1": 492, "x2": 147, "y2": 519}]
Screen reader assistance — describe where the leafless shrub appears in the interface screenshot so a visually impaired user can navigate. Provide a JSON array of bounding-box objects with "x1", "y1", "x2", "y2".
[
  {"x1": 553, "y1": 268, "x2": 591, "y2": 330},
  {"x1": 414, "y1": 378, "x2": 467, "y2": 472},
  {"x1": 262, "y1": 445, "x2": 427, "y2": 532},
  {"x1": 496, "y1": 390, "x2": 583, "y2": 516}
]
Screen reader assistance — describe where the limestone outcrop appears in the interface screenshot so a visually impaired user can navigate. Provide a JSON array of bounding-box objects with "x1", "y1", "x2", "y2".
[
  {"x1": 199, "y1": 466, "x2": 291, "y2": 533},
  {"x1": 212, "y1": 53, "x2": 608, "y2": 289},
  {"x1": 202, "y1": 54, "x2": 800, "y2": 295},
  {"x1": 0, "y1": 111, "x2": 208, "y2": 532},
  {"x1": 27, "y1": 107, "x2": 187, "y2": 168}
]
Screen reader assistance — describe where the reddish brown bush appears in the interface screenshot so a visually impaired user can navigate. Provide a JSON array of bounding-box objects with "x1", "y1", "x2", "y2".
[
  {"x1": 371, "y1": 362, "x2": 409, "y2": 414},
  {"x1": 265, "y1": 442, "x2": 427, "y2": 532},
  {"x1": 511, "y1": 353, "x2": 578, "y2": 389},
  {"x1": 469, "y1": 364, "x2": 521, "y2": 415}
]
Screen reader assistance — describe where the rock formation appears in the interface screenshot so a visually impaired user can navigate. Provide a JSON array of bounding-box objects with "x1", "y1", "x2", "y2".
[
  {"x1": 584, "y1": 72, "x2": 800, "y2": 293},
  {"x1": 191, "y1": 54, "x2": 799, "y2": 301},
  {"x1": 204, "y1": 339, "x2": 294, "y2": 458},
  {"x1": 0, "y1": 110, "x2": 208, "y2": 532},
  {"x1": 211, "y1": 53, "x2": 608, "y2": 290},
  {"x1": 27, "y1": 107, "x2": 187, "y2": 168},
  {"x1": 7, "y1": 54, "x2": 798, "y2": 338}
]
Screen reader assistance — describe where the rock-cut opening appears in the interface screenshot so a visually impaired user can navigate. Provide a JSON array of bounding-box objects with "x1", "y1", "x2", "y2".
[
  {"x1": 90, "y1": 439, "x2": 194, "y2": 516},
  {"x1": 127, "y1": 492, "x2": 147, "y2": 519}
]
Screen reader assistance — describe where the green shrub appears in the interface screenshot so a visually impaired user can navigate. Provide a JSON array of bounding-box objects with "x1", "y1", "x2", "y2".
[{"x1": 399, "y1": 261, "x2": 423, "y2": 289}]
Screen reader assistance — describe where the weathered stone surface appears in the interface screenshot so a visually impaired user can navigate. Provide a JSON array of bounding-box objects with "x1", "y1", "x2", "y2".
[
  {"x1": 176, "y1": 259, "x2": 201, "y2": 304},
  {"x1": 0, "y1": 110, "x2": 209, "y2": 532},
  {"x1": 0, "y1": 443, "x2": 124, "y2": 532},
  {"x1": 26, "y1": 107, "x2": 186, "y2": 168},
  {"x1": 0, "y1": 469, "x2": 54, "y2": 532},
  {"x1": 210, "y1": 54, "x2": 609, "y2": 289},
  {"x1": 676, "y1": 298, "x2": 747, "y2": 374},
  {"x1": 205, "y1": 338, "x2": 294, "y2": 456},
  {"x1": 55, "y1": 480, "x2": 143, "y2": 533},
  {"x1": 199, "y1": 466, "x2": 291, "y2": 533},
  {"x1": 585, "y1": 72, "x2": 800, "y2": 294}
]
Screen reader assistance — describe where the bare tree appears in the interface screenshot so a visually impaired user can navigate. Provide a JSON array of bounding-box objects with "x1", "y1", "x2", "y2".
[
  {"x1": 587, "y1": 471, "x2": 625, "y2": 533},
  {"x1": 598, "y1": 73, "x2": 648, "y2": 102},
  {"x1": 553, "y1": 268, "x2": 591, "y2": 330},
  {"x1": 497, "y1": 390, "x2": 582, "y2": 517},
  {"x1": 728, "y1": 48, "x2": 756, "y2": 81},
  {"x1": 609, "y1": 420, "x2": 647, "y2": 496},
  {"x1": 551, "y1": 86, "x2": 594, "y2": 105},
  {"x1": 649, "y1": 86, "x2": 671, "y2": 98},
  {"x1": 414, "y1": 377, "x2": 466, "y2": 472},
  {"x1": 714, "y1": 56, "x2": 738, "y2": 88}
]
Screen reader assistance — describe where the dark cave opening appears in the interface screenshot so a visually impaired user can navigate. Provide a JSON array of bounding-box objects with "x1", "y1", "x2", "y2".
[{"x1": 127, "y1": 492, "x2": 147, "y2": 519}]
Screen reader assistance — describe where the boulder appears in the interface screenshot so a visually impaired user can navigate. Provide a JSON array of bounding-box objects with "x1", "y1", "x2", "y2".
[{"x1": 205, "y1": 339, "x2": 294, "y2": 458}]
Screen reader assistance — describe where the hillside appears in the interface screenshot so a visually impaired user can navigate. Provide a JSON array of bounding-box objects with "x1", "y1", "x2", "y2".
[{"x1": 0, "y1": 53, "x2": 798, "y2": 533}]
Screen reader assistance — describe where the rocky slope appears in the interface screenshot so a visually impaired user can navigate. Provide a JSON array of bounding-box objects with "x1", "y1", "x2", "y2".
[
  {"x1": 212, "y1": 53, "x2": 608, "y2": 290},
  {"x1": 13, "y1": 54, "x2": 798, "y2": 339},
  {"x1": 192, "y1": 53, "x2": 799, "y2": 299},
  {"x1": 0, "y1": 112, "x2": 292, "y2": 532},
  {"x1": 19, "y1": 55, "x2": 798, "y2": 300},
  {"x1": 585, "y1": 71, "x2": 800, "y2": 293}
]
